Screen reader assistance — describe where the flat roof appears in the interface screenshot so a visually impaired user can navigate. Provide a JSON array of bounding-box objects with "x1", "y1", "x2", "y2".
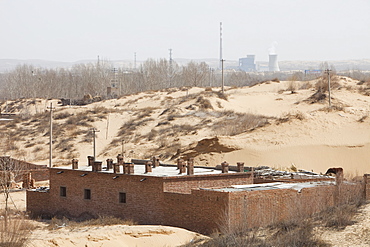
[
  {"x1": 56, "y1": 164, "x2": 236, "y2": 177},
  {"x1": 201, "y1": 181, "x2": 335, "y2": 193}
]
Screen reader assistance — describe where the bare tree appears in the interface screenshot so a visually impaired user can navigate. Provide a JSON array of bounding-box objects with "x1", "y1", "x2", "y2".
[
  {"x1": 0, "y1": 156, "x2": 21, "y2": 228},
  {"x1": 181, "y1": 61, "x2": 209, "y2": 87}
]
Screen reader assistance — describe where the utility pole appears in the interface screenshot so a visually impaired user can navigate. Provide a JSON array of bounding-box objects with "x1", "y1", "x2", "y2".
[
  {"x1": 91, "y1": 128, "x2": 100, "y2": 160},
  {"x1": 134, "y1": 52, "x2": 137, "y2": 70},
  {"x1": 47, "y1": 102, "x2": 55, "y2": 168},
  {"x1": 325, "y1": 69, "x2": 332, "y2": 108},
  {"x1": 209, "y1": 67, "x2": 214, "y2": 87},
  {"x1": 121, "y1": 140, "x2": 125, "y2": 160},
  {"x1": 169, "y1": 48, "x2": 173, "y2": 88},
  {"x1": 221, "y1": 59, "x2": 225, "y2": 93},
  {"x1": 219, "y1": 22, "x2": 223, "y2": 70}
]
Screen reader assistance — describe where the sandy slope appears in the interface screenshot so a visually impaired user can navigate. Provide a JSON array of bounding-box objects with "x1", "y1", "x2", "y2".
[
  {"x1": 27, "y1": 225, "x2": 201, "y2": 247},
  {"x1": 2, "y1": 77, "x2": 370, "y2": 175}
]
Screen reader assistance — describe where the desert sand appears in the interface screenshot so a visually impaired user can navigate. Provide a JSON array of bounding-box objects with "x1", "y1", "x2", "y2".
[
  {"x1": 2, "y1": 76, "x2": 370, "y2": 245},
  {"x1": 4, "y1": 76, "x2": 367, "y2": 175}
]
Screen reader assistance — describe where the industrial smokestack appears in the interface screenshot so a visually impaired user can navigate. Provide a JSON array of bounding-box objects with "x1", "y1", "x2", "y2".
[{"x1": 269, "y1": 54, "x2": 280, "y2": 72}]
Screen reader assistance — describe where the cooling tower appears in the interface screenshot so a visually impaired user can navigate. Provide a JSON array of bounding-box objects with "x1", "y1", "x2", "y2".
[{"x1": 269, "y1": 54, "x2": 280, "y2": 72}]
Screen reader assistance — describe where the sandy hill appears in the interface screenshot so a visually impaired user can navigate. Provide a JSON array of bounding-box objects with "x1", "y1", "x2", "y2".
[{"x1": 1, "y1": 75, "x2": 370, "y2": 175}]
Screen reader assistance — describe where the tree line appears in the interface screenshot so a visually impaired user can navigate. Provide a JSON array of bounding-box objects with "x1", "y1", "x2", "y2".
[{"x1": 0, "y1": 58, "x2": 311, "y2": 100}]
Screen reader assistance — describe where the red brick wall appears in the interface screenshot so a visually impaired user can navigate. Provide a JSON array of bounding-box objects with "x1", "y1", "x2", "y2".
[
  {"x1": 30, "y1": 169, "x2": 166, "y2": 225},
  {"x1": 163, "y1": 190, "x2": 229, "y2": 234},
  {"x1": 227, "y1": 183, "x2": 364, "y2": 230},
  {"x1": 30, "y1": 169, "x2": 49, "y2": 182},
  {"x1": 27, "y1": 167, "x2": 365, "y2": 235},
  {"x1": 163, "y1": 172, "x2": 253, "y2": 194},
  {"x1": 27, "y1": 190, "x2": 50, "y2": 216}
]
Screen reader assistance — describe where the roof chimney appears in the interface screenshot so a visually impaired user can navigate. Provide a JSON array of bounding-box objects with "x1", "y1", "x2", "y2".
[
  {"x1": 145, "y1": 161, "x2": 153, "y2": 173},
  {"x1": 87, "y1": 156, "x2": 94, "y2": 166},
  {"x1": 127, "y1": 163, "x2": 134, "y2": 174},
  {"x1": 113, "y1": 163, "x2": 120, "y2": 174},
  {"x1": 92, "y1": 161, "x2": 102, "y2": 172},
  {"x1": 106, "y1": 159, "x2": 113, "y2": 170},
  {"x1": 187, "y1": 158, "x2": 194, "y2": 175},
  {"x1": 221, "y1": 161, "x2": 229, "y2": 173},
  {"x1": 178, "y1": 159, "x2": 186, "y2": 174},
  {"x1": 152, "y1": 156, "x2": 160, "y2": 168},
  {"x1": 72, "y1": 159, "x2": 79, "y2": 170},
  {"x1": 237, "y1": 162, "x2": 244, "y2": 172}
]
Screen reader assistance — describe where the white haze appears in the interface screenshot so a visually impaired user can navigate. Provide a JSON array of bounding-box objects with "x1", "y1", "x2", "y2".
[{"x1": 0, "y1": 0, "x2": 369, "y2": 62}]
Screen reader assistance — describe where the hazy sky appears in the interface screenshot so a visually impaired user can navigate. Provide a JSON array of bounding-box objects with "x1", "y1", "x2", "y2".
[{"x1": 1, "y1": 0, "x2": 369, "y2": 62}]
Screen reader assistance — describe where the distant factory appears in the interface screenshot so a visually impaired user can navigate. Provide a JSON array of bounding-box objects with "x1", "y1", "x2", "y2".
[{"x1": 239, "y1": 53, "x2": 280, "y2": 72}]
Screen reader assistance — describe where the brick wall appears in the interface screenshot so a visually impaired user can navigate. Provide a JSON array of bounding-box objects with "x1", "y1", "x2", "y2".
[
  {"x1": 0, "y1": 156, "x2": 49, "y2": 182},
  {"x1": 30, "y1": 169, "x2": 49, "y2": 182},
  {"x1": 163, "y1": 190, "x2": 229, "y2": 234},
  {"x1": 227, "y1": 182, "x2": 364, "y2": 231},
  {"x1": 163, "y1": 172, "x2": 253, "y2": 194},
  {"x1": 27, "y1": 167, "x2": 366, "y2": 235},
  {"x1": 27, "y1": 190, "x2": 50, "y2": 216},
  {"x1": 31, "y1": 169, "x2": 167, "y2": 224}
]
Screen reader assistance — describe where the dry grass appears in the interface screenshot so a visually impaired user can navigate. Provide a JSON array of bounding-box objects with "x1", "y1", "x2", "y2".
[
  {"x1": 317, "y1": 203, "x2": 361, "y2": 229},
  {"x1": 212, "y1": 111, "x2": 269, "y2": 136},
  {"x1": 277, "y1": 111, "x2": 305, "y2": 124},
  {"x1": 196, "y1": 96, "x2": 213, "y2": 110},
  {"x1": 48, "y1": 215, "x2": 136, "y2": 230},
  {"x1": 0, "y1": 215, "x2": 35, "y2": 247}
]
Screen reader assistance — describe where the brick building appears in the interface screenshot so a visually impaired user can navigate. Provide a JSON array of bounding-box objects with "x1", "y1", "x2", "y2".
[{"x1": 27, "y1": 157, "x2": 366, "y2": 234}]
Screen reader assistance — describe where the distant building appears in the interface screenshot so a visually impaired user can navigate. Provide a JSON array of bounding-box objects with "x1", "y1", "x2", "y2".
[{"x1": 239, "y1": 55, "x2": 256, "y2": 72}]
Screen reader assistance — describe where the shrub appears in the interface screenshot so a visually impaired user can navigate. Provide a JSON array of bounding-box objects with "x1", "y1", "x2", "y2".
[
  {"x1": 0, "y1": 216, "x2": 35, "y2": 247},
  {"x1": 318, "y1": 204, "x2": 359, "y2": 229},
  {"x1": 196, "y1": 96, "x2": 213, "y2": 110},
  {"x1": 54, "y1": 112, "x2": 72, "y2": 120},
  {"x1": 268, "y1": 219, "x2": 329, "y2": 247}
]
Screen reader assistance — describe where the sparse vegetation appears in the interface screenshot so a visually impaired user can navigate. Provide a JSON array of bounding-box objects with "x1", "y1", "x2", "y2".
[
  {"x1": 48, "y1": 215, "x2": 136, "y2": 230},
  {"x1": 212, "y1": 111, "x2": 269, "y2": 136},
  {"x1": 0, "y1": 215, "x2": 35, "y2": 247}
]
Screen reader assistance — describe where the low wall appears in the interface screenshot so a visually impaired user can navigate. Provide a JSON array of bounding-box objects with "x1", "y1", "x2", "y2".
[
  {"x1": 228, "y1": 182, "x2": 364, "y2": 231},
  {"x1": 164, "y1": 190, "x2": 229, "y2": 234},
  {"x1": 26, "y1": 190, "x2": 50, "y2": 216},
  {"x1": 163, "y1": 172, "x2": 253, "y2": 194}
]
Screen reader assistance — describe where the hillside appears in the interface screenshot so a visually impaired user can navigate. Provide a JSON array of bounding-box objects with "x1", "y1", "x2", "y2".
[{"x1": 1, "y1": 76, "x2": 370, "y2": 175}]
